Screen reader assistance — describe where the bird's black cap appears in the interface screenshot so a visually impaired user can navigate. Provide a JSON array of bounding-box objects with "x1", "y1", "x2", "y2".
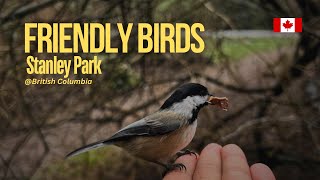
[{"x1": 160, "y1": 83, "x2": 209, "y2": 109}]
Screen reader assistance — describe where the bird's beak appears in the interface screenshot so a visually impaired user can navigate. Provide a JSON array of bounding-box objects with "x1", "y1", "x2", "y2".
[{"x1": 207, "y1": 94, "x2": 229, "y2": 111}]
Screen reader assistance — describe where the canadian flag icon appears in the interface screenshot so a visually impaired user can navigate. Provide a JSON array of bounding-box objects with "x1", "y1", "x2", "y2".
[{"x1": 273, "y1": 18, "x2": 302, "y2": 33}]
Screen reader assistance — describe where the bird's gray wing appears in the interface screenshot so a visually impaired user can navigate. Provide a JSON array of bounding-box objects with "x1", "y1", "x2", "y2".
[
  {"x1": 108, "y1": 111, "x2": 184, "y2": 141},
  {"x1": 66, "y1": 111, "x2": 183, "y2": 158}
]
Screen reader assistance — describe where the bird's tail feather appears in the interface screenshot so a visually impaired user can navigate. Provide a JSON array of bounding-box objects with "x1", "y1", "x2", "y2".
[{"x1": 66, "y1": 140, "x2": 113, "y2": 158}]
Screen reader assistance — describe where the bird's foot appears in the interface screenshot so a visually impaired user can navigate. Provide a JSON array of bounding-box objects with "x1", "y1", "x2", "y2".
[
  {"x1": 176, "y1": 149, "x2": 197, "y2": 159},
  {"x1": 162, "y1": 163, "x2": 187, "y2": 177}
]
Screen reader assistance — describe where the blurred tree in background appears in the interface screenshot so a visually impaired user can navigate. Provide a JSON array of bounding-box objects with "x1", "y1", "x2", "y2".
[{"x1": 0, "y1": 0, "x2": 319, "y2": 179}]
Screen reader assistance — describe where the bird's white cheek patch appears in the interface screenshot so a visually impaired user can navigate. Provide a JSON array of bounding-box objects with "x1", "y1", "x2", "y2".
[{"x1": 169, "y1": 95, "x2": 207, "y2": 118}]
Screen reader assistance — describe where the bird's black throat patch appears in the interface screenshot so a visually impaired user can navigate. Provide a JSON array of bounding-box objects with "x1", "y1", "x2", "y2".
[{"x1": 188, "y1": 103, "x2": 208, "y2": 124}]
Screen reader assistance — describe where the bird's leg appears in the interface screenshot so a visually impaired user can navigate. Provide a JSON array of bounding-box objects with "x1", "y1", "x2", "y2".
[
  {"x1": 175, "y1": 149, "x2": 197, "y2": 159},
  {"x1": 150, "y1": 160, "x2": 167, "y2": 168}
]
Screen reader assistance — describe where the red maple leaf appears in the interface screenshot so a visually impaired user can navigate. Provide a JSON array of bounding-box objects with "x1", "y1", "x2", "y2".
[{"x1": 283, "y1": 20, "x2": 293, "y2": 31}]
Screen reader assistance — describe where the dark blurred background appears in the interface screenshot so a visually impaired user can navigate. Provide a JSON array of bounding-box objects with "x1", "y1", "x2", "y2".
[{"x1": 0, "y1": 0, "x2": 319, "y2": 179}]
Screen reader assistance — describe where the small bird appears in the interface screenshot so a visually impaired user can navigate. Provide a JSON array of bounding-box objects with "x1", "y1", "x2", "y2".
[{"x1": 66, "y1": 83, "x2": 228, "y2": 174}]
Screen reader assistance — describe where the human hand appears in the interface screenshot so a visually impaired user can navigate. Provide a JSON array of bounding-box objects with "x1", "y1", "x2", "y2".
[{"x1": 164, "y1": 144, "x2": 276, "y2": 180}]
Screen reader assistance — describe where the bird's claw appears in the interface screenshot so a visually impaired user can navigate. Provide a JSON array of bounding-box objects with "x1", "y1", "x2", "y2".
[
  {"x1": 162, "y1": 163, "x2": 187, "y2": 177},
  {"x1": 176, "y1": 149, "x2": 197, "y2": 159}
]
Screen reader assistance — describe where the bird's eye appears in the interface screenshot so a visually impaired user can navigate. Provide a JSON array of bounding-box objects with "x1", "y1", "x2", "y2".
[{"x1": 200, "y1": 90, "x2": 207, "y2": 96}]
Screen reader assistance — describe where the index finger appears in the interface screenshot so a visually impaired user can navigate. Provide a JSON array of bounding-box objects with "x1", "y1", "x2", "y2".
[{"x1": 222, "y1": 144, "x2": 251, "y2": 180}]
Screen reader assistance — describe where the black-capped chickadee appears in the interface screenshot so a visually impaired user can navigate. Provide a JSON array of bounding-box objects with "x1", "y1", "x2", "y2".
[{"x1": 66, "y1": 83, "x2": 228, "y2": 174}]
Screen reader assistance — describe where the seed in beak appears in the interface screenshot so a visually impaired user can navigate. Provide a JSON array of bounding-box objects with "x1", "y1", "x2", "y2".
[{"x1": 207, "y1": 96, "x2": 229, "y2": 111}]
